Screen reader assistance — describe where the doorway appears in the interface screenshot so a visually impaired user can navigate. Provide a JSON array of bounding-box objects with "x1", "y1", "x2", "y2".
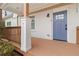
[{"x1": 53, "y1": 10, "x2": 67, "y2": 41}]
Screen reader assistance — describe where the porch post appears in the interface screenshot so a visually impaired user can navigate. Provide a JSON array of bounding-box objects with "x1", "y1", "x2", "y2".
[
  {"x1": 0, "y1": 9, "x2": 2, "y2": 21},
  {"x1": 21, "y1": 3, "x2": 31, "y2": 52}
]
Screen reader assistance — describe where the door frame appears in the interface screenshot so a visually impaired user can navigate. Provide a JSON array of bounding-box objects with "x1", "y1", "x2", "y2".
[{"x1": 52, "y1": 10, "x2": 67, "y2": 42}]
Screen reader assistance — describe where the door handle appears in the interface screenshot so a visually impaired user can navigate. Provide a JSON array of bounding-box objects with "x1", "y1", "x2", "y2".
[
  {"x1": 65, "y1": 24, "x2": 67, "y2": 26},
  {"x1": 65, "y1": 28, "x2": 67, "y2": 30},
  {"x1": 65, "y1": 24, "x2": 67, "y2": 30}
]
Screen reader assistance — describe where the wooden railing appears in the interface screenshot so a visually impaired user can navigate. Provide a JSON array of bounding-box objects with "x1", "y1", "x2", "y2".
[
  {"x1": 77, "y1": 27, "x2": 79, "y2": 44},
  {"x1": 2, "y1": 27, "x2": 21, "y2": 44},
  {"x1": 0, "y1": 27, "x2": 27, "y2": 55}
]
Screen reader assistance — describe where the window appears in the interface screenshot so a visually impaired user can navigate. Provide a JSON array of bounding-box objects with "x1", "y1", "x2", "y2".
[
  {"x1": 30, "y1": 16, "x2": 35, "y2": 29},
  {"x1": 55, "y1": 14, "x2": 64, "y2": 21},
  {"x1": 7, "y1": 21, "x2": 11, "y2": 26}
]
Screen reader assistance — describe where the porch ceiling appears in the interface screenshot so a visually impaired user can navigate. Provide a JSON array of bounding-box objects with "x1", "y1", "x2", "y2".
[{"x1": 0, "y1": 3, "x2": 68, "y2": 16}]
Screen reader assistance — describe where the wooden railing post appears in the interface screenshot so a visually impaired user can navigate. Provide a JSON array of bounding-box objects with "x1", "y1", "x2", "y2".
[{"x1": 0, "y1": 9, "x2": 2, "y2": 21}]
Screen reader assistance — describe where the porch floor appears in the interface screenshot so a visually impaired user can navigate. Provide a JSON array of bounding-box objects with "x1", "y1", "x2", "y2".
[{"x1": 26, "y1": 37, "x2": 79, "y2": 56}]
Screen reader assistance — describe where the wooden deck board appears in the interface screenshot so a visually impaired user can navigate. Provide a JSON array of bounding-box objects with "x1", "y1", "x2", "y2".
[{"x1": 26, "y1": 37, "x2": 79, "y2": 56}]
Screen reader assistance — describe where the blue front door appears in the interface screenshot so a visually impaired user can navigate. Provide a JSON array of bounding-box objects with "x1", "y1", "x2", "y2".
[{"x1": 53, "y1": 10, "x2": 67, "y2": 41}]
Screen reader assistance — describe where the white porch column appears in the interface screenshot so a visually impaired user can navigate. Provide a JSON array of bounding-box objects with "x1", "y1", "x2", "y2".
[{"x1": 21, "y1": 3, "x2": 31, "y2": 52}]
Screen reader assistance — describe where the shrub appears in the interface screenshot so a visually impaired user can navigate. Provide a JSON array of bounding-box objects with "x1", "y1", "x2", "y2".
[{"x1": 0, "y1": 40, "x2": 14, "y2": 56}]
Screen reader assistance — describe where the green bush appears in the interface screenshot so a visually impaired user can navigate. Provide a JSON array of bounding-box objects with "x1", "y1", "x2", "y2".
[{"x1": 0, "y1": 40, "x2": 14, "y2": 56}]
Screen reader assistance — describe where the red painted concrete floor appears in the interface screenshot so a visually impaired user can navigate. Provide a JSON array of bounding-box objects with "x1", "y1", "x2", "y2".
[{"x1": 26, "y1": 37, "x2": 79, "y2": 56}]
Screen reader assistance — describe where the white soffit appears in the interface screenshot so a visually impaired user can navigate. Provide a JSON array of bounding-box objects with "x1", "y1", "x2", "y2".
[
  {"x1": 0, "y1": 3, "x2": 24, "y2": 16},
  {"x1": 0, "y1": 3, "x2": 59, "y2": 15},
  {"x1": 29, "y1": 3, "x2": 58, "y2": 13}
]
